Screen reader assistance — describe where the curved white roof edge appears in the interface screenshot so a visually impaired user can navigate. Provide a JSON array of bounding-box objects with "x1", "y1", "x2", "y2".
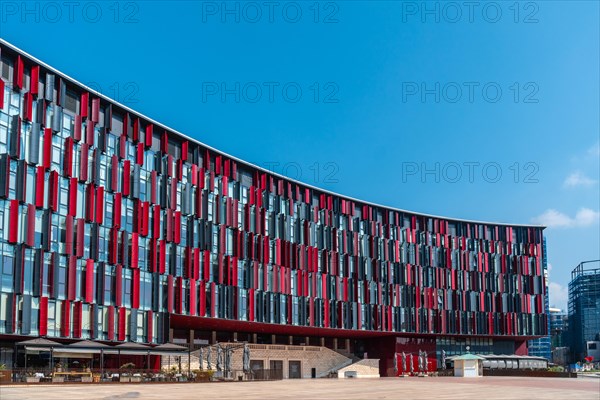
[{"x1": 0, "y1": 38, "x2": 545, "y2": 229}]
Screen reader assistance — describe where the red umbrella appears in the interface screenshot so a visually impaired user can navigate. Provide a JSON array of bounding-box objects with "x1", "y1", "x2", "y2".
[{"x1": 584, "y1": 356, "x2": 593, "y2": 363}]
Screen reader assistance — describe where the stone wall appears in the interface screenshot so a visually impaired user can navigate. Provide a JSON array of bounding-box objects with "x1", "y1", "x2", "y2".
[
  {"x1": 161, "y1": 343, "x2": 352, "y2": 379},
  {"x1": 338, "y1": 359, "x2": 380, "y2": 379}
]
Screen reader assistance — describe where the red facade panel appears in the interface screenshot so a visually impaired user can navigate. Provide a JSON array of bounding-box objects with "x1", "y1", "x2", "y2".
[
  {"x1": 107, "y1": 306, "x2": 115, "y2": 340},
  {"x1": 8, "y1": 199, "x2": 19, "y2": 243},
  {"x1": 39, "y1": 297, "x2": 48, "y2": 336},
  {"x1": 122, "y1": 160, "x2": 131, "y2": 196},
  {"x1": 118, "y1": 307, "x2": 126, "y2": 341},
  {"x1": 73, "y1": 301, "x2": 82, "y2": 338},
  {"x1": 85, "y1": 259, "x2": 94, "y2": 303},
  {"x1": 13, "y1": 55, "x2": 24, "y2": 90},
  {"x1": 68, "y1": 177, "x2": 77, "y2": 216},
  {"x1": 147, "y1": 310, "x2": 154, "y2": 343}
]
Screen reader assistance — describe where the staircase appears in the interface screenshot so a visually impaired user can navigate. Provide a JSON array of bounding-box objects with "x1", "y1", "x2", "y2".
[
  {"x1": 315, "y1": 357, "x2": 354, "y2": 378},
  {"x1": 334, "y1": 349, "x2": 362, "y2": 364}
]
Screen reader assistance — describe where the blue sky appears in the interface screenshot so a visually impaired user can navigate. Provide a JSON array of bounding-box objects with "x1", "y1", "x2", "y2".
[{"x1": 1, "y1": 0, "x2": 598, "y2": 310}]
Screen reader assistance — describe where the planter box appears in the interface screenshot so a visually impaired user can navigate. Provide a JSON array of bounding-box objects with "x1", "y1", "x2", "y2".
[
  {"x1": 81, "y1": 376, "x2": 93, "y2": 383},
  {"x1": 0, "y1": 370, "x2": 12, "y2": 384},
  {"x1": 25, "y1": 377, "x2": 40, "y2": 383},
  {"x1": 119, "y1": 377, "x2": 131, "y2": 383},
  {"x1": 52, "y1": 377, "x2": 65, "y2": 383},
  {"x1": 130, "y1": 376, "x2": 142, "y2": 383}
]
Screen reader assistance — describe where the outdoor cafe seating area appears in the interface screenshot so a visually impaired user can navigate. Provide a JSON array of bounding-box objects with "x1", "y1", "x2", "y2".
[{"x1": 4, "y1": 337, "x2": 196, "y2": 384}]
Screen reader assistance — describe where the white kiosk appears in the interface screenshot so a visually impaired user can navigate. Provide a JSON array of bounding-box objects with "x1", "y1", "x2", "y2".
[{"x1": 452, "y1": 354, "x2": 484, "y2": 378}]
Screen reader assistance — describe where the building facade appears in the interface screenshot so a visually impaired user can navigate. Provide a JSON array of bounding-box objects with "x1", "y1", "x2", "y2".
[
  {"x1": 568, "y1": 260, "x2": 600, "y2": 363},
  {"x1": 0, "y1": 40, "x2": 547, "y2": 376}
]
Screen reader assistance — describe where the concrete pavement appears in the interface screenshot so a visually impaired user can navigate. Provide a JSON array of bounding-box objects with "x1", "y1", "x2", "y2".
[{"x1": 1, "y1": 376, "x2": 598, "y2": 400}]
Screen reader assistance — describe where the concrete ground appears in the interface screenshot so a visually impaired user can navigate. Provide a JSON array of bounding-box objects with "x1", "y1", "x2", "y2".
[{"x1": 1, "y1": 377, "x2": 598, "y2": 400}]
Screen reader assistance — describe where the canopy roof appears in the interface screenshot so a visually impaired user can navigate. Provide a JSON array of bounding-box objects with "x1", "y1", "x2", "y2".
[
  {"x1": 451, "y1": 354, "x2": 485, "y2": 361},
  {"x1": 69, "y1": 340, "x2": 111, "y2": 348},
  {"x1": 153, "y1": 343, "x2": 188, "y2": 351},
  {"x1": 18, "y1": 339, "x2": 193, "y2": 355},
  {"x1": 17, "y1": 338, "x2": 62, "y2": 347}
]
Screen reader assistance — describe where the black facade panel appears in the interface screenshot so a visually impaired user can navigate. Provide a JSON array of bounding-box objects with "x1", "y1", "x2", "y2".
[{"x1": 21, "y1": 294, "x2": 32, "y2": 335}]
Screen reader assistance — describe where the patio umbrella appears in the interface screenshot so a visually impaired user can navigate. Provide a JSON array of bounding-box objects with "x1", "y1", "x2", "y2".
[
  {"x1": 393, "y1": 352, "x2": 398, "y2": 375},
  {"x1": 243, "y1": 344, "x2": 250, "y2": 373},
  {"x1": 401, "y1": 352, "x2": 407, "y2": 373},
  {"x1": 198, "y1": 347, "x2": 204, "y2": 370},
  {"x1": 216, "y1": 346, "x2": 223, "y2": 372},
  {"x1": 409, "y1": 353, "x2": 414, "y2": 374},
  {"x1": 206, "y1": 347, "x2": 212, "y2": 370}
]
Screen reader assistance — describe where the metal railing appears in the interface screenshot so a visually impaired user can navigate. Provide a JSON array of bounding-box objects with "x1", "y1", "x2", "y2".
[{"x1": 3, "y1": 367, "x2": 283, "y2": 383}]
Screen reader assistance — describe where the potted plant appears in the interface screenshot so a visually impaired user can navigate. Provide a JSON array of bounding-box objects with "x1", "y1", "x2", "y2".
[
  {"x1": 119, "y1": 362, "x2": 136, "y2": 382},
  {"x1": 55, "y1": 362, "x2": 63, "y2": 373},
  {"x1": 24, "y1": 369, "x2": 40, "y2": 383},
  {"x1": 194, "y1": 369, "x2": 215, "y2": 382}
]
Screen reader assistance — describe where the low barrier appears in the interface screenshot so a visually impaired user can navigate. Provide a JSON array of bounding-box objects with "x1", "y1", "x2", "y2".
[{"x1": 483, "y1": 369, "x2": 577, "y2": 378}]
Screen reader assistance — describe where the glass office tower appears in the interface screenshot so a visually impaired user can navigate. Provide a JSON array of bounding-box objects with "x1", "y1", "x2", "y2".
[{"x1": 568, "y1": 260, "x2": 600, "y2": 362}]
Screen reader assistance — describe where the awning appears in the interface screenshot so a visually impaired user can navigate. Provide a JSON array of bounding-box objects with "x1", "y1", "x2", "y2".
[
  {"x1": 53, "y1": 351, "x2": 93, "y2": 359},
  {"x1": 24, "y1": 347, "x2": 53, "y2": 353},
  {"x1": 53, "y1": 348, "x2": 102, "y2": 354}
]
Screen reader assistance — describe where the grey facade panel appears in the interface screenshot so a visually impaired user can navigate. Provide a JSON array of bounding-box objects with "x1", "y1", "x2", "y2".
[
  {"x1": 51, "y1": 105, "x2": 63, "y2": 132},
  {"x1": 29, "y1": 123, "x2": 41, "y2": 164},
  {"x1": 44, "y1": 73, "x2": 55, "y2": 102}
]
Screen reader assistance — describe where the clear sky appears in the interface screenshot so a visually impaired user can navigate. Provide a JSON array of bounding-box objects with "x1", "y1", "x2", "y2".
[{"x1": 1, "y1": 0, "x2": 598, "y2": 311}]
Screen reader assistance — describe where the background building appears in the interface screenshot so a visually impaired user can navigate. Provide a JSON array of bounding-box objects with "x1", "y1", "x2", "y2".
[
  {"x1": 527, "y1": 238, "x2": 551, "y2": 359},
  {"x1": 0, "y1": 39, "x2": 548, "y2": 377},
  {"x1": 549, "y1": 308, "x2": 568, "y2": 348},
  {"x1": 568, "y1": 260, "x2": 600, "y2": 363}
]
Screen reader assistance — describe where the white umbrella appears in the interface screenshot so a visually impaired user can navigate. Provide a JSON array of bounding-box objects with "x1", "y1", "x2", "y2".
[
  {"x1": 206, "y1": 347, "x2": 212, "y2": 370},
  {"x1": 243, "y1": 344, "x2": 251, "y2": 373},
  {"x1": 216, "y1": 346, "x2": 223, "y2": 372},
  {"x1": 199, "y1": 347, "x2": 204, "y2": 370}
]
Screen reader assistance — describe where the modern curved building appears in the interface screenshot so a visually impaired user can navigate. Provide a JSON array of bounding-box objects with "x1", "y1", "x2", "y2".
[{"x1": 0, "y1": 39, "x2": 547, "y2": 376}]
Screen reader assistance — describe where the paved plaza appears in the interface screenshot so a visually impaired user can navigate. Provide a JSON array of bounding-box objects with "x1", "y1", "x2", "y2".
[{"x1": 1, "y1": 377, "x2": 598, "y2": 400}]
